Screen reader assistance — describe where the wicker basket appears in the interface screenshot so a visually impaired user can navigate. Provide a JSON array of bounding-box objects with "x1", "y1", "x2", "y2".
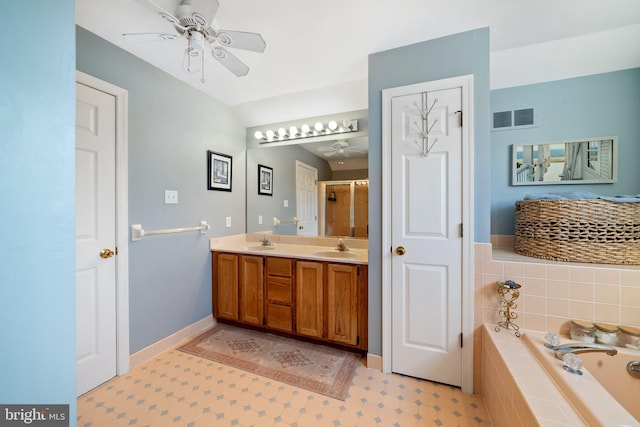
[{"x1": 514, "y1": 199, "x2": 640, "y2": 265}]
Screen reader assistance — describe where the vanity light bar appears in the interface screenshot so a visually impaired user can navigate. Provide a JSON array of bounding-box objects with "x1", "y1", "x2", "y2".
[{"x1": 255, "y1": 119, "x2": 358, "y2": 143}]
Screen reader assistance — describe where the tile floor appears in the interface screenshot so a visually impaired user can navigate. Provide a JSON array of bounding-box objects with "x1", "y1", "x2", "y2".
[{"x1": 78, "y1": 348, "x2": 491, "y2": 426}]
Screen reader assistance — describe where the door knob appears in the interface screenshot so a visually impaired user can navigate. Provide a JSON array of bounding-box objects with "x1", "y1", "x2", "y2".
[
  {"x1": 100, "y1": 248, "x2": 115, "y2": 259},
  {"x1": 395, "y1": 246, "x2": 406, "y2": 256}
]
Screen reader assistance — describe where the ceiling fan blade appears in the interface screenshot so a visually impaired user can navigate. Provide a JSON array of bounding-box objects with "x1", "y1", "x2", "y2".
[
  {"x1": 210, "y1": 46, "x2": 250, "y2": 77},
  {"x1": 323, "y1": 151, "x2": 337, "y2": 157},
  {"x1": 216, "y1": 30, "x2": 266, "y2": 53},
  {"x1": 122, "y1": 32, "x2": 179, "y2": 41},
  {"x1": 189, "y1": 0, "x2": 219, "y2": 24},
  {"x1": 133, "y1": 0, "x2": 178, "y2": 21}
]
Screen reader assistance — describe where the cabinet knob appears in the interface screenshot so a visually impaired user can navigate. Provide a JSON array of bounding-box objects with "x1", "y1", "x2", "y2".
[{"x1": 395, "y1": 246, "x2": 406, "y2": 256}]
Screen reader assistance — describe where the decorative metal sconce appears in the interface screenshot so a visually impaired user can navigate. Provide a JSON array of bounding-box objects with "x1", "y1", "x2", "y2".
[
  {"x1": 495, "y1": 280, "x2": 521, "y2": 337},
  {"x1": 254, "y1": 119, "x2": 358, "y2": 143}
]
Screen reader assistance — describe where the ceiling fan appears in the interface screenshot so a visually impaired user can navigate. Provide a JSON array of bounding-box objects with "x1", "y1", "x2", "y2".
[
  {"x1": 123, "y1": 0, "x2": 266, "y2": 81},
  {"x1": 319, "y1": 140, "x2": 364, "y2": 158}
]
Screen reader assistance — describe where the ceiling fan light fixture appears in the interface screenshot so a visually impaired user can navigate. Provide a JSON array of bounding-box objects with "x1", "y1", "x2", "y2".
[{"x1": 187, "y1": 32, "x2": 205, "y2": 55}]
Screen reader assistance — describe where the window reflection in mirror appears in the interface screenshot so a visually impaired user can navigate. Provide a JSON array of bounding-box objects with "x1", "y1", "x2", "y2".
[{"x1": 512, "y1": 137, "x2": 617, "y2": 185}]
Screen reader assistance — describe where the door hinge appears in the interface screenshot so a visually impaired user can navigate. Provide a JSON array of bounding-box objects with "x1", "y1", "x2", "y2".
[
  {"x1": 115, "y1": 246, "x2": 119, "y2": 255},
  {"x1": 456, "y1": 110, "x2": 463, "y2": 127},
  {"x1": 460, "y1": 332, "x2": 464, "y2": 348},
  {"x1": 459, "y1": 223, "x2": 463, "y2": 238}
]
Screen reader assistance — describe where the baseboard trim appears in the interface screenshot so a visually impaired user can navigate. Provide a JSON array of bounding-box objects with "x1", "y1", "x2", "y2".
[
  {"x1": 366, "y1": 353, "x2": 382, "y2": 371},
  {"x1": 129, "y1": 315, "x2": 216, "y2": 369}
]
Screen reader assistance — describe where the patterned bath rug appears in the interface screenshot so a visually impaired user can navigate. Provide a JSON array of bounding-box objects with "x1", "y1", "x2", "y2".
[{"x1": 177, "y1": 323, "x2": 360, "y2": 400}]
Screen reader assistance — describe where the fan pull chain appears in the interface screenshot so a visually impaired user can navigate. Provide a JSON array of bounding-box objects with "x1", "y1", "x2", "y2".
[{"x1": 200, "y1": 48, "x2": 206, "y2": 83}]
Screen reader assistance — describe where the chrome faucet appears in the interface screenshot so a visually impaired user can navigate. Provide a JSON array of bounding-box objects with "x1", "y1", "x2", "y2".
[
  {"x1": 259, "y1": 236, "x2": 273, "y2": 246},
  {"x1": 552, "y1": 342, "x2": 618, "y2": 360},
  {"x1": 336, "y1": 238, "x2": 350, "y2": 252}
]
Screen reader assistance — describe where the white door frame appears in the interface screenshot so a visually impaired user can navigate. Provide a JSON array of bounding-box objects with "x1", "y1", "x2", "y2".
[
  {"x1": 76, "y1": 71, "x2": 130, "y2": 376},
  {"x1": 381, "y1": 75, "x2": 475, "y2": 394}
]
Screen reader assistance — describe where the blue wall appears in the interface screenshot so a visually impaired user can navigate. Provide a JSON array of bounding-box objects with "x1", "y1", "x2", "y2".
[
  {"x1": 491, "y1": 68, "x2": 640, "y2": 235},
  {"x1": 0, "y1": 0, "x2": 77, "y2": 419},
  {"x1": 246, "y1": 144, "x2": 333, "y2": 233},
  {"x1": 77, "y1": 27, "x2": 247, "y2": 353},
  {"x1": 367, "y1": 28, "x2": 491, "y2": 355}
]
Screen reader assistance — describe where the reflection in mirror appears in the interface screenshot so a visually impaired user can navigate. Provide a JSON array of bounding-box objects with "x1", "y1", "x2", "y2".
[
  {"x1": 512, "y1": 137, "x2": 617, "y2": 185},
  {"x1": 319, "y1": 180, "x2": 368, "y2": 238},
  {"x1": 246, "y1": 110, "x2": 368, "y2": 237}
]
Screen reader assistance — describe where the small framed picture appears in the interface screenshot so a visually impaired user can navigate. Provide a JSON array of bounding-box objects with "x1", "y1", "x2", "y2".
[
  {"x1": 258, "y1": 164, "x2": 273, "y2": 196},
  {"x1": 207, "y1": 151, "x2": 232, "y2": 192}
]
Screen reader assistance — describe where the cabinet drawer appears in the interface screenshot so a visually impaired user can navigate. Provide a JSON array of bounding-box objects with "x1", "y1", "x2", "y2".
[
  {"x1": 266, "y1": 276, "x2": 293, "y2": 304},
  {"x1": 266, "y1": 257, "x2": 293, "y2": 277},
  {"x1": 266, "y1": 304, "x2": 293, "y2": 332}
]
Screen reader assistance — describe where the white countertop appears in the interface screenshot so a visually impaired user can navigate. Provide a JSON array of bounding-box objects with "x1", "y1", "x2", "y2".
[{"x1": 210, "y1": 233, "x2": 368, "y2": 265}]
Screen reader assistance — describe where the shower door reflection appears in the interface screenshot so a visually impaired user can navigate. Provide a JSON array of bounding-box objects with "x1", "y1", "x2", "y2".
[{"x1": 320, "y1": 180, "x2": 368, "y2": 238}]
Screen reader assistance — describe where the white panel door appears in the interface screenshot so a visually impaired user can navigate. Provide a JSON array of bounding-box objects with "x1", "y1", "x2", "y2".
[
  {"x1": 296, "y1": 161, "x2": 318, "y2": 236},
  {"x1": 391, "y1": 87, "x2": 463, "y2": 386},
  {"x1": 76, "y1": 82, "x2": 117, "y2": 395}
]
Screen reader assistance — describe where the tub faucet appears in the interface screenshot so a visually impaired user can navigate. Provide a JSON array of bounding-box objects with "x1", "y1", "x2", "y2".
[
  {"x1": 552, "y1": 343, "x2": 618, "y2": 360},
  {"x1": 336, "y1": 238, "x2": 350, "y2": 252},
  {"x1": 259, "y1": 236, "x2": 273, "y2": 246}
]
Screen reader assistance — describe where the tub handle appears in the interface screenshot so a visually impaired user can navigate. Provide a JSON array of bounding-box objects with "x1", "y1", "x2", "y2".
[{"x1": 628, "y1": 361, "x2": 640, "y2": 379}]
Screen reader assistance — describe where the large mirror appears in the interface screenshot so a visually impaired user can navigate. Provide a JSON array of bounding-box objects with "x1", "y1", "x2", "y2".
[
  {"x1": 512, "y1": 137, "x2": 617, "y2": 185},
  {"x1": 246, "y1": 111, "x2": 368, "y2": 237}
]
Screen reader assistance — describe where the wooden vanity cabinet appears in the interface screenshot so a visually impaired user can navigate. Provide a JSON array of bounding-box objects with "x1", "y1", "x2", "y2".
[
  {"x1": 212, "y1": 251, "x2": 368, "y2": 351},
  {"x1": 239, "y1": 255, "x2": 264, "y2": 326},
  {"x1": 326, "y1": 263, "x2": 360, "y2": 346},
  {"x1": 212, "y1": 252, "x2": 239, "y2": 321},
  {"x1": 295, "y1": 261, "x2": 324, "y2": 339},
  {"x1": 265, "y1": 257, "x2": 294, "y2": 332}
]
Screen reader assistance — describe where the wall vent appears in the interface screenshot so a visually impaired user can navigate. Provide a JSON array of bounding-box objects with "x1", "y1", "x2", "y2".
[
  {"x1": 493, "y1": 111, "x2": 512, "y2": 129},
  {"x1": 492, "y1": 107, "x2": 535, "y2": 130},
  {"x1": 514, "y1": 108, "x2": 534, "y2": 126}
]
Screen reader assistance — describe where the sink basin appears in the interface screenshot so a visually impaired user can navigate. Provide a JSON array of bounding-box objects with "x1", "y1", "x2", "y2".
[
  {"x1": 312, "y1": 250, "x2": 359, "y2": 258},
  {"x1": 243, "y1": 245, "x2": 275, "y2": 251}
]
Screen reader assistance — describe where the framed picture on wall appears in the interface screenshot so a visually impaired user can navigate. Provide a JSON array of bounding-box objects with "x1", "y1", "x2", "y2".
[
  {"x1": 258, "y1": 164, "x2": 273, "y2": 196},
  {"x1": 207, "y1": 151, "x2": 232, "y2": 191}
]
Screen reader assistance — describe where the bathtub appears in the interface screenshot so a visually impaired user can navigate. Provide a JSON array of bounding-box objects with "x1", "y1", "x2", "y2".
[{"x1": 482, "y1": 324, "x2": 640, "y2": 426}]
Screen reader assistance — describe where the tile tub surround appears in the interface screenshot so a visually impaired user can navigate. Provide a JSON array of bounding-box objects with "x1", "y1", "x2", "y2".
[
  {"x1": 473, "y1": 239, "x2": 640, "y2": 393},
  {"x1": 210, "y1": 233, "x2": 368, "y2": 264},
  {"x1": 482, "y1": 325, "x2": 587, "y2": 426},
  {"x1": 482, "y1": 325, "x2": 639, "y2": 426}
]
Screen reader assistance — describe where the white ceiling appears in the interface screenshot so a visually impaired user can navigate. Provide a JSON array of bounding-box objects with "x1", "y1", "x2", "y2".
[{"x1": 77, "y1": 0, "x2": 640, "y2": 127}]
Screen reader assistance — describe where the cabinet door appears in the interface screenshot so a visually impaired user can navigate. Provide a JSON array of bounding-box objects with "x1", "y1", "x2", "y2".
[
  {"x1": 213, "y1": 252, "x2": 239, "y2": 321},
  {"x1": 240, "y1": 255, "x2": 264, "y2": 326},
  {"x1": 296, "y1": 261, "x2": 324, "y2": 338},
  {"x1": 326, "y1": 263, "x2": 359, "y2": 346}
]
